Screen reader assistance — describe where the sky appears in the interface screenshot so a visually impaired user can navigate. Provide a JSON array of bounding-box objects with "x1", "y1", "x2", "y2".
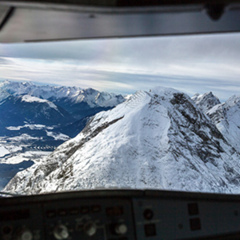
[{"x1": 0, "y1": 33, "x2": 240, "y2": 101}]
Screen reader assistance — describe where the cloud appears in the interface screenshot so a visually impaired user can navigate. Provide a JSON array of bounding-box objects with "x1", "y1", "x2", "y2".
[
  {"x1": 0, "y1": 33, "x2": 240, "y2": 100},
  {"x1": 1, "y1": 33, "x2": 240, "y2": 63},
  {"x1": 0, "y1": 57, "x2": 14, "y2": 65}
]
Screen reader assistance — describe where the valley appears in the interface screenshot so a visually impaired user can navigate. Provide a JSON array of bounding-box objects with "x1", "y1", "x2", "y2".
[{"x1": 0, "y1": 80, "x2": 125, "y2": 190}]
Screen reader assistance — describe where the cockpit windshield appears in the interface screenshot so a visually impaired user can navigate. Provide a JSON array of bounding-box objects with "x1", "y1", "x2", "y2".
[{"x1": 1, "y1": 33, "x2": 240, "y2": 196}]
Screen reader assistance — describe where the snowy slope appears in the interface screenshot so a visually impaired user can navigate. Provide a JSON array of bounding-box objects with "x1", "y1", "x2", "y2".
[
  {"x1": 0, "y1": 80, "x2": 125, "y2": 121},
  {"x1": 5, "y1": 88, "x2": 240, "y2": 195},
  {"x1": 0, "y1": 81, "x2": 83, "y2": 99},
  {"x1": 0, "y1": 95, "x2": 74, "y2": 127},
  {"x1": 0, "y1": 81, "x2": 127, "y2": 190},
  {"x1": 192, "y1": 92, "x2": 220, "y2": 113},
  {"x1": 21, "y1": 95, "x2": 59, "y2": 111},
  {"x1": 0, "y1": 81, "x2": 125, "y2": 109},
  {"x1": 0, "y1": 146, "x2": 10, "y2": 157},
  {"x1": 206, "y1": 95, "x2": 240, "y2": 153},
  {"x1": 193, "y1": 92, "x2": 240, "y2": 154}
]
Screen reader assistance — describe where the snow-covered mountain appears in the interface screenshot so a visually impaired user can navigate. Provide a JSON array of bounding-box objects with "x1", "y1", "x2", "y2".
[
  {"x1": 0, "y1": 81, "x2": 126, "y2": 190},
  {"x1": 204, "y1": 95, "x2": 240, "y2": 154},
  {"x1": 0, "y1": 94, "x2": 74, "y2": 128},
  {"x1": 0, "y1": 92, "x2": 74, "y2": 189},
  {"x1": 5, "y1": 87, "x2": 240, "y2": 195},
  {"x1": 0, "y1": 81, "x2": 125, "y2": 118},
  {"x1": 0, "y1": 81, "x2": 83, "y2": 100},
  {"x1": 0, "y1": 81, "x2": 125, "y2": 138},
  {"x1": 192, "y1": 92, "x2": 240, "y2": 154},
  {"x1": 192, "y1": 92, "x2": 220, "y2": 113}
]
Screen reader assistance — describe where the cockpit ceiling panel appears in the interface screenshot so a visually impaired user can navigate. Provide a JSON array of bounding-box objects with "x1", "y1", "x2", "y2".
[{"x1": 0, "y1": 2, "x2": 240, "y2": 42}]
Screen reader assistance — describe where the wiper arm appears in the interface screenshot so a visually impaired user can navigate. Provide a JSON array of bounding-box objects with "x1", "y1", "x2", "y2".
[{"x1": 0, "y1": 191, "x2": 22, "y2": 197}]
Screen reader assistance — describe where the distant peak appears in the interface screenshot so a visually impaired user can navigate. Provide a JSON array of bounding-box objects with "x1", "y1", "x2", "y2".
[
  {"x1": 22, "y1": 81, "x2": 31, "y2": 85},
  {"x1": 192, "y1": 91, "x2": 221, "y2": 113},
  {"x1": 226, "y1": 94, "x2": 240, "y2": 107},
  {"x1": 85, "y1": 87, "x2": 97, "y2": 93},
  {"x1": 204, "y1": 92, "x2": 214, "y2": 97},
  {"x1": 0, "y1": 80, "x2": 11, "y2": 86},
  {"x1": 149, "y1": 86, "x2": 180, "y2": 97}
]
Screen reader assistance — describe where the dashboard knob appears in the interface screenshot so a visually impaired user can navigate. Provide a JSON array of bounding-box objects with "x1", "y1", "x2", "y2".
[
  {"x1": 84, "y1": 222, "x2": 97, "y2": 236},
  {"x1": 114, "y1": 223, "x2": 128, "y2": 235},
  {"x1": 18, "y1": 229, "x2": 33, "y2": 240},
  {"x1": 53, "y1": 224, "x2": 69, "y2": 240}
]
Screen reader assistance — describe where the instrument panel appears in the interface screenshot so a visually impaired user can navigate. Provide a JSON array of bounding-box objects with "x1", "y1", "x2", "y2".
[{"x1": 1, "y1": 189, "x2": 240, "y2": 240}]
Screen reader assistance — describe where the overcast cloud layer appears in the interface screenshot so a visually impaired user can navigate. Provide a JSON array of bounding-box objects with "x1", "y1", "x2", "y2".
[{"x1": 0, "y1": 33, "x2": 240, "y2": 100}]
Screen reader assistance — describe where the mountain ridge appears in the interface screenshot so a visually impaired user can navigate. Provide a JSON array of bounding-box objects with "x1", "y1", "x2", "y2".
[
  {"x1": 5, "y1": 87, "x2": 240, "y2": 195},
  {"x1": 0, "y1": 80, "x2": 125, "y2": 109},
  {"x1": 0, "y1": 81, "x2": 126, "y2": 190}
]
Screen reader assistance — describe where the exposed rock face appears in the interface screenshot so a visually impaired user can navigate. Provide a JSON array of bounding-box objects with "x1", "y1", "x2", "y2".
[
  {"x1": 206, "y1": 95, "x2": 240, "y2": 154},
  {"x1": 193, "y1": 92, "x2": 240, "y2": 154},
  {"x1": 192, "y1": 92, "x2": 221, "y2": 113},
  {"x1": 5, "y1": 88, "x2": 240, "y2": 195}
]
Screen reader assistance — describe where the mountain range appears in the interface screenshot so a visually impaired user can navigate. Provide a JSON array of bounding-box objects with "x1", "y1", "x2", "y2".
[
  {"x1": 5, "y1": 87, "x2": 240, "y2": 195},
  {"x1": 0, "y1": 80, "x2": 125, "y2": 190},
  {"x1": 0, "y1": 80, "x2": 125, "y2": 137},
  {"x1": 0, "y1": 81, "x2": 125, "y2": 119}
]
